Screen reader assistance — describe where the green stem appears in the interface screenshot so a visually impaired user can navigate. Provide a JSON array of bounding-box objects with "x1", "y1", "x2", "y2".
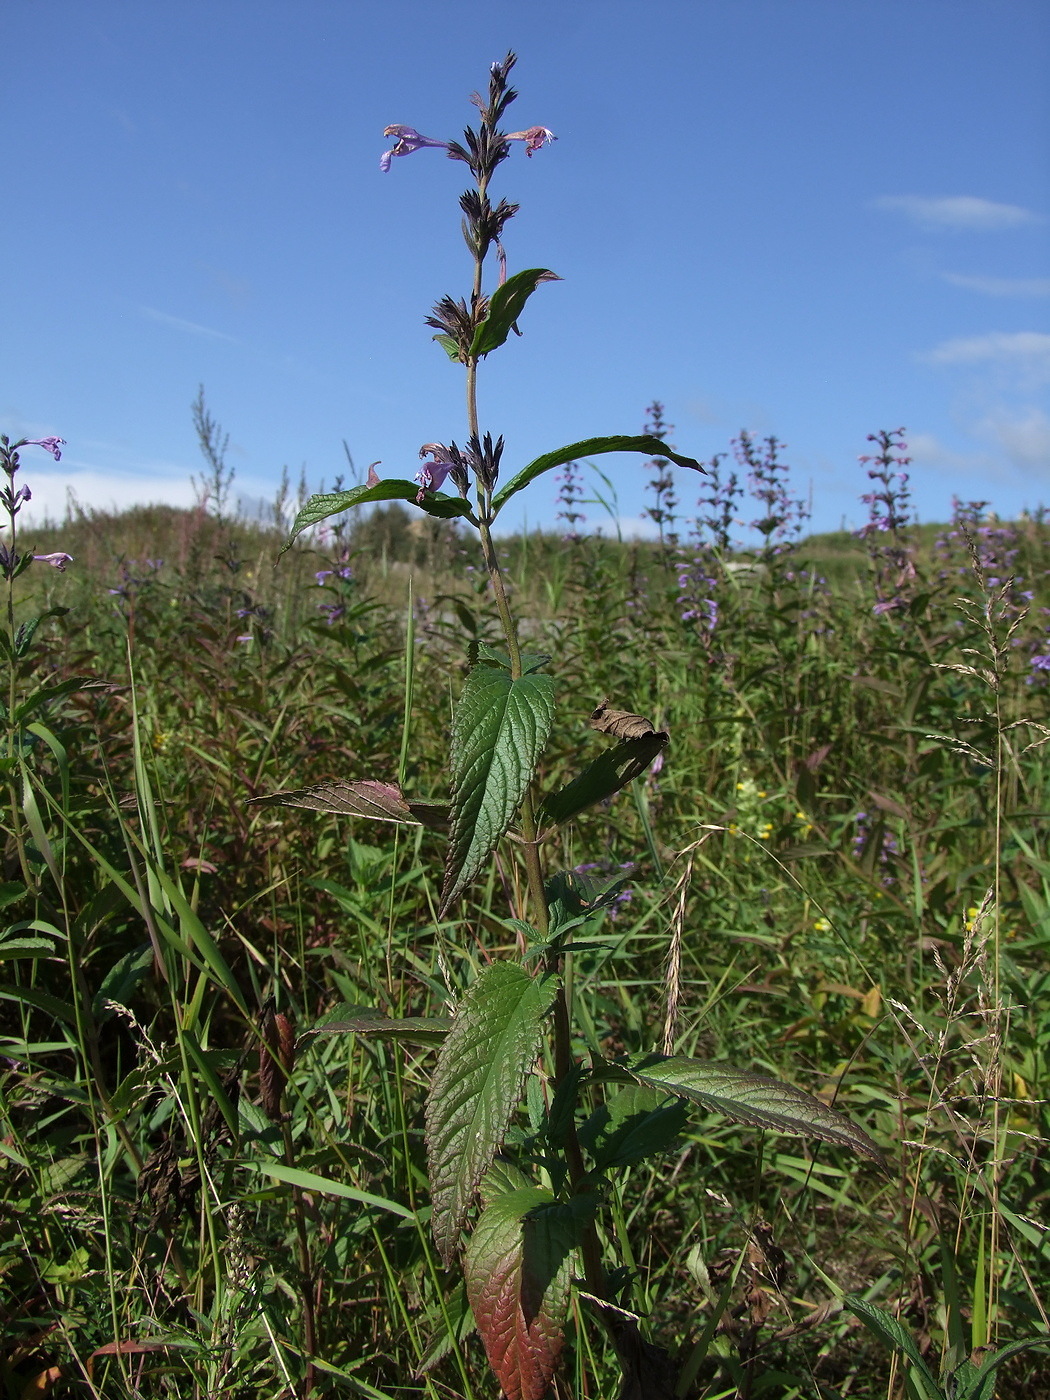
[{"x1": 463, "y1": 135, "x2": 606, "y2": 1301}]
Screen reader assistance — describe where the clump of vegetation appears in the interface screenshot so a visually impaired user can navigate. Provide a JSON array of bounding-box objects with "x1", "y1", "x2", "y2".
[{"x1": 3, "y1": 55, "x2": 1050, "y2": 1400}]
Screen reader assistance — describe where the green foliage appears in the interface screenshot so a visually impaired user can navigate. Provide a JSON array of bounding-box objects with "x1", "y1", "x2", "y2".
[
  {"x1": 425, "y1": 963, "x2": 559, "y2": 1263},
  {"x1": 469, "y1": 266, "x2": 562, "y2": 358},
  {"x1": 3, "y1": 52, "x2": 1050, "y2": 1400},
  {"x1": 441, "y1": 663, "x2": 555, "y2": 912}
]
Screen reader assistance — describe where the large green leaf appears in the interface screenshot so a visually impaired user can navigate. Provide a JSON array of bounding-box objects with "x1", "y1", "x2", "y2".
[
  {"x1": 624, "y1": 1053, "x2": 887, "y2": 1168},
  {"x1": 490, "y1": 435, "x2": 703, "y2": 517},
  {"x1": 470, "y1": 267, "x2": 561, "y2": 358},
  {"x1": 539, "y1": 730, "x2": 668, "y2": 827},
  {"x1": 464, "y1": 1187, "x2": 585, "y2": 1400},
  {"x1": 425, "y1": 963, "x2": 558, "y2": 1263},
  {"x1": 280, "y1": 480, "x2": 473, "y2": 554},
  {"x1": 439, "y1": 665, "x2": 554, "y2": 915},
  {"x1": 578, "y1": 1084, "x2": 689, "y2": 1175},
  {"x1": 959, "y1": 1336, "x2": 1050, "y2": 1400},
  {"x1": 842, "y1": 1297, "x2": 943, "y2": 1400}
]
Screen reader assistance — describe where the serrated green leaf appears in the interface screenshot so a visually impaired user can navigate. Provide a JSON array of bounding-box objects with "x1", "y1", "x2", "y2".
[
  {"x1": 476, "y1": 640, "x2": 551, "y2": 675},
  {"x1": 0, "y1": 983, "x2": 77, "y2": 1025},
  {"x1": 440, "y1": 666, "x2": 555, "y2": 915},
  {"x1": 490, "y1": 435, "x2": 703, "y2": 517},
  {"x1": 433, "y1": 332, "x2": 463, "y2": 361},
  {"x1": 482, "y1": 1159, "x2": 533, "y2": 1201},
  {"x1": 417, "y1": 1280, "x2": 477, "y2": 1375},
  {"x1": 425, "y1": 963, "x2": 558, "y2": 1263},
  {"x1": 93, "y1": 942, "x2": 154, "y2": 1020},
  {"x1": 13, "y1": 676, "x2": 108, "y2": 723},
  {"x1": 543, "y1": 867, "x2": 632, "y2": 943},
  {"x1": 624, "y1": 1053, "x2": 887, "y2": 1168},
  {"x1": 0, "y1": 937, "x2": 55, "y2": 960},
  {"x1": 305, "y1": 1002, "x2": 450, "y2": 1047},
  {"x1": 579, "y1": 1085, "x2": 689, "y2": 1174},
  {"x1": 464, "y1": 1187, "x2": 578, "y2": 1400},
  {"x1": 281, "y1": 481, "x2": 473, "y2": 554},
  {"x1": 960, "y1": 1337, "x2": 1050, "y2": 1400},
  {"x1": 470, "y1": 268, "x2": 561, "y2": 358},
  {"x1": 842, "y1": 1298, "x2": 943, "y2": 1399},
  {"x1": 0, "y1": 883, "x2": 27, "y2": 910},
  {"x1": 540, "y1": 731, "x2": 668, "y2": 827}
]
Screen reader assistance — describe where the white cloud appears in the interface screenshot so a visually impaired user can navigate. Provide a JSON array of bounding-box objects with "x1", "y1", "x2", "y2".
[
  {"x1": 921, "y1": 331, "x2": 1050, "y2": 385},
  {"x1": 974, "y1": 408, "x2": 1050, "y2": 475},
  {"x1": 609, "y1": 515, "x2": 660, "y2": 541},
  {"x1": 19, "y1": 466, "x2": 199, "y2": 526},
  {"x1": 907, "y1": 432, "x2": 990, "y2": 474},
  {"x1": 139, "y1": 305, "x2": 239, "y2": 343},
  {"x1": 943, "y1": 272, "x2": 1050, "y2": 298},
  {"x1": 873, "y1": 195, "x2": 1040, "y2": 230}
]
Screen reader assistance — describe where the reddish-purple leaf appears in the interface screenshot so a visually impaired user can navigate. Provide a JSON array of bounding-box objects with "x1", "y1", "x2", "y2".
[{"x1": 465, "y1": 1188, "x2": 574, "y2": 1400}]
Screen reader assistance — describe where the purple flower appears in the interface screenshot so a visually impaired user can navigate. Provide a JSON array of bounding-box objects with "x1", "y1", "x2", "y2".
[
  {"x1": 1031, "y1": 654, "x2": 1050, "y2": 672},
  {"x1": 380, "y1": 125, "x2": 449, "y2": 173},
  {"x1": 415, "y1": 443, "x2": 455, "y2": 501},
  {"x1": 33, "y1": 552, "x2": 73, "y2": 571},
  {"x1": 315, "y1": 569, "x2": 333, "y2": 585},
  {"x1": 506, "y1": 126, "x2": 557, "y2": 157},
  {"x1": 24, "y1": 437, "x2": 65, "y2": 461}
]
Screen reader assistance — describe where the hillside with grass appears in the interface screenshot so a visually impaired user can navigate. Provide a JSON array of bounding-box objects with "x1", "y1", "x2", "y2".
[{"x1": 3, "y1": 445, "x2": 1050, "y2": 1396}]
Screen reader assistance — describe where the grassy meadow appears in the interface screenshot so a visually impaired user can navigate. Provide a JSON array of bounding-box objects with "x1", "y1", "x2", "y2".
[{"x1": 3, "y1": 481, "x2": 1050, "y2": 1399}]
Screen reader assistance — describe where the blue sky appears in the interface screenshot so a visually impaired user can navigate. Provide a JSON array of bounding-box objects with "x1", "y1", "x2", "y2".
[{"x1": 2, "y1": 0, "x2": 1048, "y2": 541}]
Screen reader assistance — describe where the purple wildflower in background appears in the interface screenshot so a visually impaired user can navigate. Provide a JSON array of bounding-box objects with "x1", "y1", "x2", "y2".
[
  {"x1": 856, "y1": 428, "x2": 916, "y2": 615},
  {"x1": 736, "y1": 430, "x2": 807, "y2": 558},
  {"x1": 642, "y1": 401, "x2": 678, "y2": 549},
  {"x1": 695, "y1": 452, "x2": 740, "y2": 554},
  {"x1": 379, "y1": 125, "x2": 449, "y2": 173},
  {"x1": 23, "y1": 437, "x2": 65, "y2": 461},
  {"x1": 852, "y1": 811, "x2": 898, "y2": 885},
  {"x1": 555, "y1": 459, "x2": 585, "y2": 541}
]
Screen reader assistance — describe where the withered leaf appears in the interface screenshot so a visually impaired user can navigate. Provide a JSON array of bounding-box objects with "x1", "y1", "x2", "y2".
[
  {"x1": 248, "y1": 780, "x2": 449, "y2": 830},
  {"x1": 589, "y1": 700, "x2": 659, "y2": 742}
]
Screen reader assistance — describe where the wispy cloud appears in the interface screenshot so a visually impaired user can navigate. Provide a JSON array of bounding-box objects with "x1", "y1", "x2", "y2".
[
  {"x1": 942, "y1": 272, "x2": 1050, "y2": 298},
  {"x1": 139, "y1": 306, "x2": 239, "y2": 343},
  {"x1": 921, "y1": 331, "x2": 1050, "y2": 384},
  {"x1": 873, "y1": 195, "x2": 1040, "y2": 231},
  {"x1": 975, "y1": 407, "x2": 1050, "y2": 474},
  {"x1": 19, "y1": 466, "x2": 199, "y2": 526}
]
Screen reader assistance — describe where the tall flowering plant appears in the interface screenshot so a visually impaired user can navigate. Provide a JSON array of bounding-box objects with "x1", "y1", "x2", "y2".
[
  {"x1": 856, "y1": 428, "x2": 916, "y2": 615},
  {"x1": 261, "y1": 56, "x2": 882, "y2": 1398},
  {"x1": 0, "y1": 434, "x2": 78, "y2": 888}
]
